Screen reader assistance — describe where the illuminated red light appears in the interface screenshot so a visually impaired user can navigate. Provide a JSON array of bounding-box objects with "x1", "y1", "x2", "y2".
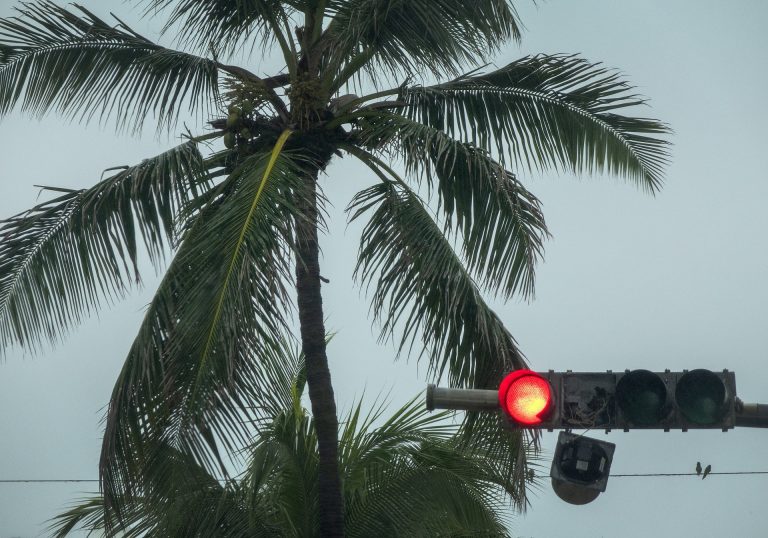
[{"x1": 498, "y1": 370, "x2": 553, "y2": 425}]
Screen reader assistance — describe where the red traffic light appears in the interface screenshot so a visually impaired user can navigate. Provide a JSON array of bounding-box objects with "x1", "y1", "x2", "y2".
[{"x1": 499, "y1": 370, "x2": 554, "y2": 426}]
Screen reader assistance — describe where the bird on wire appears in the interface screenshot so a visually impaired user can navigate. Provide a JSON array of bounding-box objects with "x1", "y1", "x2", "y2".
[
  {"x1": 702, "y1": 464, "x2": 712, "y2": 479},
  {"x1": 696, "y1": 462, "x2": 702, "y2": 476}
]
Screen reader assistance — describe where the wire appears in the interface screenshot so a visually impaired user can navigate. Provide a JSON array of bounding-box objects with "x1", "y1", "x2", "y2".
[
  {"x1": 0, "y1": 478, "x2": 229, "y2": 484},
  {"x1": 3, "y1": 471, "x2": 768, "y2": 484},
  {"x1": 0, "y1": 479, "x2": 98, "y2": 483},
  {"x1": 612, "y1": 471, "x2": 768, "y2": 477}
]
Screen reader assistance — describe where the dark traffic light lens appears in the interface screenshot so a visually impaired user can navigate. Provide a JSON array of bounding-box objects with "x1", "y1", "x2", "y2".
[
  {"x1": 616, "y1": 370, "x2": 669, "y2": 426},
  {"x1": 676, "y1": 369, "x2": 727, "y2": 425}
]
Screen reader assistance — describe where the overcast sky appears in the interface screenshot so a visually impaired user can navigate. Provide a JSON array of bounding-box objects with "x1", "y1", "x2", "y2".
[{"x1": 1, "y1": 1, "x2": 768, "y2": 537}]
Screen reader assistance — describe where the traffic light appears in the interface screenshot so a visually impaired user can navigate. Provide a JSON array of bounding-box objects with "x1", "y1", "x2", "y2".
[
  {"x1": 550, "y1": 432, "x2": 616, "y2": 505},
  {"x1": 498, "y1": 368, "x2": 736, "y2": 431},
  {"x1": 428, "y1": 368, "x2": 750, "y2": 507}
]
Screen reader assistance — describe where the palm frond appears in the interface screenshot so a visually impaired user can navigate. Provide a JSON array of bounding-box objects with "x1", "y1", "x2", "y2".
[
  {"x1": 56, "y1": 334, "x2": 308, "y2": 537},
  {"x1": 247, "y1": 391, "x2": 319, "y2": 536},
  {"x1": 247, "y1": 335, "x2": 307, "y2": 425},
  {"x1": 51, "y1": 443, "x2": 252, "y2": 537},
  {"x1": 357, "y1": 112, "x2": 549, "y2": 299},
  {"x1": 144, "y1": 0, "x2": 298, "y2": 62},
  {"x1": 245, "y1": 439, "x2": 316, "y2": 535},
  {"x1": 346, "y1": 454, "x2": 509, "y2": 537},
  {"x1": 343, "y1": 398, "x2": 511, "y2": 537},
  {"x1": 325, "y1": 0, "x2": 521, "y2": 86},
  {"x1": 0, "y1": 141, "x2": 208, "y2": 354},
  {"x1": 340, "y1": 395, "x2": 455, "y2": 491},
  {"x1": 128, "y1": 442, "x2": 251, "y2": 537},
  {"x1": 403, "y1": 54, "x2": 671, "y2": 191},
  {"x1": 455, "y1": 411, "x2": 537, "y2": 514},
  {"x1": 0, "y1": 2, "x2": 219, "y2": 131},
  {"x1": 99, "y1": 133, "x2": 307, "y2": 524},
  {"x1": 50, "y1": 497, "x2": 113, "y2": 538},
  {"x1": 348, "y1": 179, "x2": 527, "y2": 388}
]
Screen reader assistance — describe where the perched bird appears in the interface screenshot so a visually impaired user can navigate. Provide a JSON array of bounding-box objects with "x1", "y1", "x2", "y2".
[
  {"x1": 329, "y1": 94, "x2": 360, "y2": 114},
  {"x1": 702, "y1": 464, "x2": 712, "y2": 479},
  {"x1": 527, "y1": 469, "x2": 535, "y2": 482},
  {"x1": 696, "y1": 462, "x2": 702, "y2": 476}
]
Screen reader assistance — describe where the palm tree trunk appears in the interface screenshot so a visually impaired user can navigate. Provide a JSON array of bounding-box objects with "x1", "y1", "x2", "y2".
[{"x1": 295, "y1": 168, "x2": 345, "y2": 537}]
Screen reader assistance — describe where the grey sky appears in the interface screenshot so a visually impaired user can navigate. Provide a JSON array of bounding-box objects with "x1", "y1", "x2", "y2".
[{"x1": 1, "y1": 1, "x2": 767, "y2": 537}]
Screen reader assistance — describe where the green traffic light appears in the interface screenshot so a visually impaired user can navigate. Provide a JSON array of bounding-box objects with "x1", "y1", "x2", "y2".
[
  {"x1": 676, "y1": 369, "x2": 727, "y2": 425},
  {"x1": 616, "y1": 370, "x2": 669, "y2": 426}
]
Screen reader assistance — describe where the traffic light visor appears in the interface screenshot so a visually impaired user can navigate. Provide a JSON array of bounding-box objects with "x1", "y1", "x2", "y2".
[{"x1": 499, "y1": 370, "x2": 553, "y2": 425}]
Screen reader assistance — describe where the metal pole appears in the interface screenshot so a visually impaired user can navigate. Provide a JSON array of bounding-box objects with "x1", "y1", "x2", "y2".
[
  {"x1": 735, "y1": 401, "x2": 768, "y2": 428},
  {"x1": 426, "y1": 384, "x2": 499, "y2": 412}
]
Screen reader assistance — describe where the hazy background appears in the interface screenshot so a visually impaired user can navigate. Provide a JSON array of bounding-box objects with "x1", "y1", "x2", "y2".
[{"x1": 1, "y1": 1, "x2": 767, "y2": 536}]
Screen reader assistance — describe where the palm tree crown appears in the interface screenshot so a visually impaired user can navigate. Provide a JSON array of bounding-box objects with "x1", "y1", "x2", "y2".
[{"x1": 0, "y1": 1, "x2": 669, "y2": 536}]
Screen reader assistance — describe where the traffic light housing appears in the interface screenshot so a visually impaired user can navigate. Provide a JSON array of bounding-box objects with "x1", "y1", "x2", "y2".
[
  {"x1": 550, "y1": 432, "x2": 616, "y2": 505},
  {"x1": 498, "y1": 369, "x2": 736, "y2": 431}
]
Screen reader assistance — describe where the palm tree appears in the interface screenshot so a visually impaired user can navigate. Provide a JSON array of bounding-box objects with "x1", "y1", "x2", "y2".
[
  {"x1": 51, "y1": 341, "x2": 534, "y2": 537},
  {"x1": 0, "y1": 1, "x2": 669, "y2": 536}
]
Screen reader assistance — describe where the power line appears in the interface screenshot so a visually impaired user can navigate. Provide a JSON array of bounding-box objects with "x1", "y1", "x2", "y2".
[
  {"x1": 0, "y1": 479, "x2": 98, "y2": 483},
  {"x1": 0, "y1": 478, "x2": 228, "y2": 484},
  {"x1": 611, "y1": 471, "x2": 768, "y2": 477},
  {"x1": 3, "y1": 471, "x2": 768, "y2": 484}
]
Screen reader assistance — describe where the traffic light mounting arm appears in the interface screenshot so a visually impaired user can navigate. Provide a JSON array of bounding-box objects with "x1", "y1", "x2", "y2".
[
  {"x1": 735, "y1": 399, "x2": 768, "y2": 428},
  {"x1": 426, "y1": 384, "x2": 498, "y2": 412}
]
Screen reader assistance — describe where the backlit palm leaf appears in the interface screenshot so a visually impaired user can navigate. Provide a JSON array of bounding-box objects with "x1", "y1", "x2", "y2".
[
  {"x1": 325, "y1": 0, "x2": 521, "y2": 84},
  {"x1": 52, "y1": 443, "x2": 252, "y2": 537},
  {"x1": 55, "y1": 336, "x2": 309, "y2": 537},
  {"x1": 403, "y1": 54, "x2": 671, "y2": 191},
  {"x1": 357, "y1": 112, "x2": 548, "y2": 299},
  {"x1": 456, "y1": 411, "x2": 535, "y2": 514},
  {"x1": 0, "y1": 141, "x2": 207, "y2": 353},
  {"x1": 343, "y1": 405, "x2": 512, "y2": 536},
  {"x1": 145, "y1": 0, "x2": 297, "y2": 60},
  {"x1": 0, "y1": 2, "x2": 219, "y2": 131},
  {"x1": 100, "y1": 133, "x2": 306, "y2": 522},
  {"x1": 349, "y1": 180, "x2": 527, "y2": 388}
]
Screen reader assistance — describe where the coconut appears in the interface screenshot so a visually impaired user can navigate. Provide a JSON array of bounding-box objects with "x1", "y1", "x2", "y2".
[
  {"x1": 241, "y1": 100, "x2": 255, "y2": 115},
  {"x1": 226, "y1": 111, "x2": 241, "y2": 129}
]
